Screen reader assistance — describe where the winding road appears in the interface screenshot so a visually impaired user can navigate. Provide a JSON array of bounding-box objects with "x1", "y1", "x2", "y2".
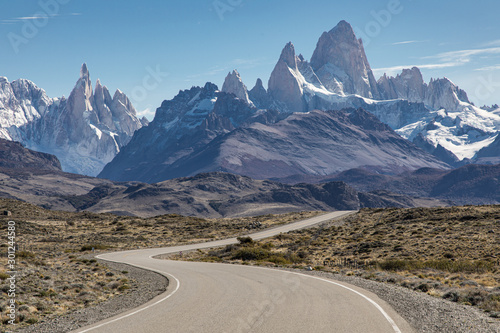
[{"x1": 73, "y1": 211, "x2": 413, "y2": 333}]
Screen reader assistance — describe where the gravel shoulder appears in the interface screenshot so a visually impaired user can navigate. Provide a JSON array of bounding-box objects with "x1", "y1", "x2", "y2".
[
  {"x1": 292, "y1": 268, "x2": 500, "y2": 333},
  {"x1": 14, "y1": 260, "x2": 169, "y2": 333}
]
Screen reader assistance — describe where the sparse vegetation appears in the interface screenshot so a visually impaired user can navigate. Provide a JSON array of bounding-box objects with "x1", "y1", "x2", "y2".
[
  {"x1": 182, "y1": 206, "x2": 500, "y2": 318},
  {"x1": 0, "y1": 198, "x2": 320, "y2": 330}
]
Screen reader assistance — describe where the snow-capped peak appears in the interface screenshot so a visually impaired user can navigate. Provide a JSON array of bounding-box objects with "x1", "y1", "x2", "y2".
[{"x1": 0, "y1": 64, "x2": 144, "y2": 176}]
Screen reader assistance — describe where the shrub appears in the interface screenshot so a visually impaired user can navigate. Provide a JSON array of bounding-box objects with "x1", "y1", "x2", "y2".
[
  {"x1": 17, "y1": 251, "x2": 35, "y2": 258},
  {"x1": 118, "y1": 285, "x2": 130, "y2": 291},
  {"x1": 443, "y1": 291, "x2": 460, "y2": 302},
  {"x1": 232, "y1": 247, "x2": 271, "y2": 261},
  {"x1": 417, "y1": 283, "x2": 429, "y2": 292},
  {"x1": 237, "y1": 236, "x2": 254, "y2": 245},
  {"x1": 377, "y1": 259, "x2": 495, "y2": 274}
]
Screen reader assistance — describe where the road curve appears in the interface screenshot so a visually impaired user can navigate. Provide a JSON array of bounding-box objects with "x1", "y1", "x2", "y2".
[{"x1": 73, "y1": 211, "x2": 414, "y2": 333}]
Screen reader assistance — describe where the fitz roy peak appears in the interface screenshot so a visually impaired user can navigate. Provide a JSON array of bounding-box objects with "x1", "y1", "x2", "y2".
[
  {"x1": 264, "y1": 21, "x2": 500, "y2": 164},
  {"x1": 310, "y1": 20, "x2": 380, "y2": 99},
  {"x1": 0, "y1": 64, "x2": 145, "y2": 176}
]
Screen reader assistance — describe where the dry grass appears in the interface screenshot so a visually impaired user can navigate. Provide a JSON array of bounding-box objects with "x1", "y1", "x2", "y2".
[
  {"x1": 0, "y1": 198, "x2": 320, "y2": 330},
  {"x1": 183, "y1": 206, "x2": 500, "y2": 318}
]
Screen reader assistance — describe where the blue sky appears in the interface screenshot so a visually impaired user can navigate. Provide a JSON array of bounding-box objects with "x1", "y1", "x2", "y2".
[{"x1": 1, "y1": 0, "x2": 500, "y2": 119}]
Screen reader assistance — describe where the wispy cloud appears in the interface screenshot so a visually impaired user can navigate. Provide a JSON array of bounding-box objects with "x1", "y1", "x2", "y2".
[
  {"x1": 426, "y1": 47, "x2": 500, "y2": 63},
  {"x1": 392, "y1": 40, "x2": 426, "y2": 46},
  {"x1": 16, "y1": 16, "x2": 47, "y2": 20},
  {"x1": 137, "y1": 108, "x2": 155, "y2": 120},
  {"x1": 375, "y1": 46, "x2": 500, "y2": 76},
  {"x1": 481, "y1": 39, "x2": 500, "y2": 47},
  {"x1": 1, "y1": 13, "x2": 81, "y2": 24},
  {"x1": 475, "y1": 64, "x2": 500, "y2": 71},
  {"x1": 373, "y1": 62, "x2": 465, "y2": 76}
]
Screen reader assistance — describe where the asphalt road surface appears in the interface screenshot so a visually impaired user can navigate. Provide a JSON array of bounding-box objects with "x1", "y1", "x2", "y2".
[{"x1": 74, "y1": 211, "x2": 413, "y2": 333}]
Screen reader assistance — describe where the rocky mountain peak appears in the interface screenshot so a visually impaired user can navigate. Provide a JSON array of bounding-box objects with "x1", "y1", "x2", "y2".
[
  {"x1": 221, "y1": 69, "x2": 252, "y2": 105},
  {"x1": 0, "y1": 64, "x2": 145, "y2": 176},
  {"x1": 402, "y1": 67, "x2": 424, "y2": 81},
  {"x1": 80, "y1": 63, "x2": 89, "y2": 79},
  {"x1": 425, "y1": 77, "x2": 470, "y2": 110},
  {"x1": 203, "y1": 82, "x2": 219, "y2": 96},
  {"x1": 310, "y1": 21, "x2": 380, "y2": 99},
  {"x1": 377, "y1": 66, "x2": 426, "y2": 102},
  {"x1": 254, "y1": 78, "x2": 264, "y2": 89},
  {"x1": 328, "y1": 20, "x2": 357, "y2": 41},
  {"x1": 268, "y1": 42, "x2": 305, "y2": 113},
  {"x1": 248, "y1": 78, "x2": 270, "y2": 109},
  {"x1": 112, "y1": 89, "x2": 127, "y2": 104},
  {"x1": 279, "y1": 42, "x2": 298, "y2": 69}
]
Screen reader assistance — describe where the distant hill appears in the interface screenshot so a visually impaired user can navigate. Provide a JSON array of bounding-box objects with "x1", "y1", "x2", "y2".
[
  {"x1": 0, "y1": 138, "x2": 61, "y2": 171},
  {"x1": 325, "y1": 164, "x2": 500, "y2": 205},
  {"x1": 0, "y1": 165, "x2": 443, "y2": 218}
]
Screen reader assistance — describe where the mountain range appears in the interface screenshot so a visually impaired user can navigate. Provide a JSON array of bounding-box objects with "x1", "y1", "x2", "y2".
[
  {"x1": 1, "y1": 20, "x2": 500, "y2": 198},
  {"x1": 0, "y1": 64, "x2": 146, "y2": 176},
  {"x1": 100, "y1": 20, "x2": 500, "y2": 183},
  {"x1": 2, "y1": 138, "x2": 500, "y2": 217},
  {"x1": 0, "y1": 138, "x2": 446, "y2": 217}
]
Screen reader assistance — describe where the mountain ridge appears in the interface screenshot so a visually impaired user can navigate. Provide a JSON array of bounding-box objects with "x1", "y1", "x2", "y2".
[
  {"x1": 0, "y1": 64, "x2": 145, "y2": 176},
  {"x1": 100, "y1": 104, "x2": 449, "y2": 182}
]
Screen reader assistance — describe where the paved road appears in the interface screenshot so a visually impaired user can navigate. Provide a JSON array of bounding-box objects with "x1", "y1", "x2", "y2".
[{"x1": 74, "y1": 211, "x2": 413, "y2": 333}]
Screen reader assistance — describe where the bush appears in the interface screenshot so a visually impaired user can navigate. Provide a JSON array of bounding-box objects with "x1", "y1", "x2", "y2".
[
  {"x1": 417, "y1": 283, "x2": 429, "y2": 292},
  {"x1": 443, "y1": 291, "x2": 460, "y2": 302},
  {"x1": 17, "y1": 251, "x2": 35, "y2": 258},
  {"x1": 237, "y1": 236, "x2": 254, "y2": 245},
  {"x1": 232, "y1": 247, "x2": 271, "y2": 261},
  {"x1": 377, "y1": 259, "x2": 495, "y2": 274}
]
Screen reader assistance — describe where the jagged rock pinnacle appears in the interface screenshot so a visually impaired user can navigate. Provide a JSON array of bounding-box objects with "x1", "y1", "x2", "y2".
[
  {"x1": 80, "y1": 63, "x2": 89, "y2": 79},
  {"x1": 221, "y1": 69, "x2": 252, "y2": 105}
]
